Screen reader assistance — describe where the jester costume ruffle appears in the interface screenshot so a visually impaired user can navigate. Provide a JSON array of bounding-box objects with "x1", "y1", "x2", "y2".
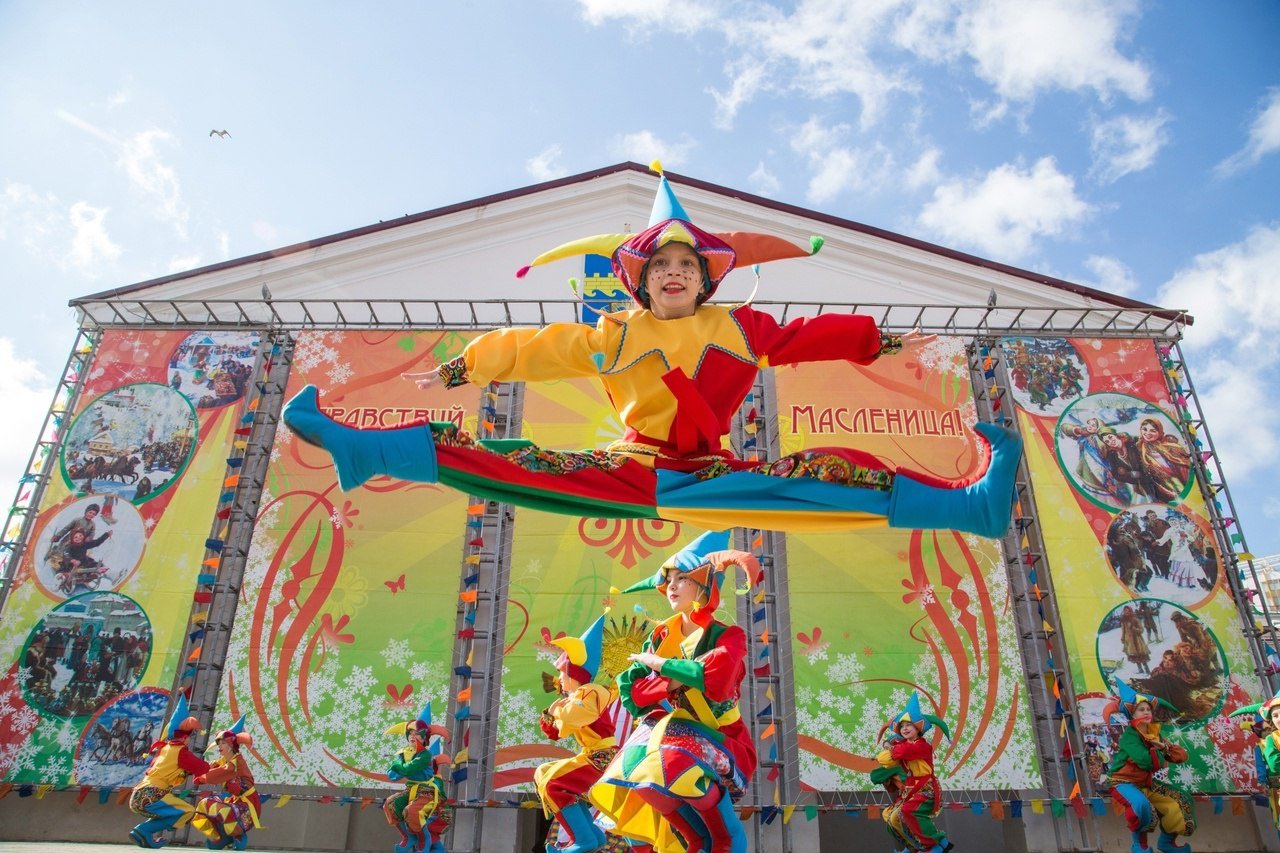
[
  {"x1": 589, "y1": 534, "x2": 755, "y2": 853},
  {"x1": 283, "y1": 165, "x2": 1021, "y2": 539}
]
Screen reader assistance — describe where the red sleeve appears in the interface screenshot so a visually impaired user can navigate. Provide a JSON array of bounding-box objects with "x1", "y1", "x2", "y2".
[
  {"x1": 890, "y1": 738, "x2": 933, "y2": 763},
  {"x1": 699, "y1": 625, "x2": 747, "y2": 703},
  {"x1": 178, "y1": 746, "x2": 211, "y2": 777},
  {"x1": 737, "y1": 306, "x2": 882, "y2": 367},
  {"x1": 540, "y1": 714, "x2": 561, "y2": 740},
  {"x1": 630, "y1": 673, "x2": 674, "y2": 707}
]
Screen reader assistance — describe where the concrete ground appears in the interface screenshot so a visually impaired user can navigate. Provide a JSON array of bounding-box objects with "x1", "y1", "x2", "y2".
[{"x1": 0, "y1": 846, "x2": 299, "y2": 852}]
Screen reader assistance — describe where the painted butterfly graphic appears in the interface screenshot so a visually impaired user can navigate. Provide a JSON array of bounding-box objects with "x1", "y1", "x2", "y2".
[{"x1": 385, "y1": 573, "x2": 406, "y2": 594}]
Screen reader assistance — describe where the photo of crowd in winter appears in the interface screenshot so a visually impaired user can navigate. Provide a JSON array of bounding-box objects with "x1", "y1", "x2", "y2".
[
  {"x1": 72, "y1": 688, "x2": 170, "y2": 786},
  {"x1": 61, "y1": 383, "x2": 197, "y2": 502},
  {"x1": 167, "y1": 331, "x2": 259, "y2": 409},
  {"x1": 20, "y1": 592, "x2": 152, "y2": 719},
  {"x1": 1004, "y1": 337, "x2": 1089, "y2": 417},
  {"x1": 1097, "y1": 600, "x2": 1225, "y2": 724},
  {"x1": 1104, "y1": 506, "x2": 1219, "y2": 607}
]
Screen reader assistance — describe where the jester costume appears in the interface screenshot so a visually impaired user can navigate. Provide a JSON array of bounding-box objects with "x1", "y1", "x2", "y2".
[
  {"x1": 283, "y1": 165, "x2": 1021, "y2": 539},
  {"x1": 590, "y1": 532, "x2": 754, "y2": 853},
  {"x1": 191, "y1": 716, "x2": 261, "y2": 851},
  {"x1": 1230, "y1": 687, "x2": 1280, "y2": 835},
  {"x1": 128, "y1": 695, "x2": 210, "y2": 849},
  {"x1": 535, "y1": 614, "x2": 619, "y2": 853},
  {"x1": 1105, "y1": 680, "x2": 1195, "y2": 853},
  {"x1": 384, "y1": 703, "x2": 450, "y2": 853},
  {"x1": 874, "y1": 694, "x2": 953, "y2": 853}
]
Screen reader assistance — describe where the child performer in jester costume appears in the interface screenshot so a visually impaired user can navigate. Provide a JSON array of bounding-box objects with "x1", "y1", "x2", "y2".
[
  {"x1": 283, "y1": 164, "x2": 1022, "y2": 539},
  {"x1": 534, "y1": 613, "x2": 620, "y2": 853},
  {"x1": 873, "y1": 693, "x2": 954, "y2": 853},
  {"x1": 1230, "y1": 687, "x2": 1280, "y2": 835},
  {"x1": 588, "y1": 531, "x2": 756, "y2": 853},
  {"x1": 383, "y1": 702, "x2": 451, "y2": 853},
  {"x1": 128, "y1": 694, "x2": 211, "y2": 849},
  {"x1": 190, "y1": 715, "x2": 261, "y2": 850},
  {"x1": 1104, "y1": 679, "x2": 1195, "y2": 853}
]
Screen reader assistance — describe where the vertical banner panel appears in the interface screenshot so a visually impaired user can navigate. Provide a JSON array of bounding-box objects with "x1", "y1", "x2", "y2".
[
  {"x1": 1006, "y1": 336, "x2": 1259, "y2": 793},
  {"x1": 214, "y1": 330, "x2": 474, "y2": 785},
  {"x1": 494, "y1": 376, "x2": 689, "y2": 791},
  {"x1": 776, "y1": 337, "x2": 1042, "y2": 791},
  {"x1": 0, "y1": 329, "x2": 261, "y2": 788}
]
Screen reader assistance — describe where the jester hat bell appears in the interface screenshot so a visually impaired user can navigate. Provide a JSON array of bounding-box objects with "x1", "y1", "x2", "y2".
[
  {"x1": 878, "y1": 692, "x2": 952, "y2": 741},
  {"x1": 165, "y1": 693, "x2": 200, "y2": 739},
  {"x1": 515, "y1": 162, "x2": 824, "y2": 306},
  {"x1": 550, "y1": 613, "x2": 606, "y2": 685}
]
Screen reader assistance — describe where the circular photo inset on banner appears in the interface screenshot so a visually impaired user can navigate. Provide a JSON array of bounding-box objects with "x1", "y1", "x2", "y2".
[
  {"x1": 1056, "y1": 392, "x2": 1193, "y2": 511},
  {"x1": 19, "y1": 592, "x2": 152, "y2": 719},
  {"x1": 29, "y1": 495, "x2": 146, "y2": 600},
  {"x1": 1096, "y1": 600, "x2": 1226, "y2": 724},
  {"x1": 1105, "y1": 505, "x2": 1220, "y2": 607},
  {"x1": 73, "y1": 687, "x2": 169, "y2": 786},
  {"x1": 168, "y1": 331, "x2": 260, "y2": 409},
  {"x1": 1001, "y1": 337, "x2": 1089, "y2": 417},
  {"x1": 61, "y1": 382, "x2": 197, "y2": 503}
]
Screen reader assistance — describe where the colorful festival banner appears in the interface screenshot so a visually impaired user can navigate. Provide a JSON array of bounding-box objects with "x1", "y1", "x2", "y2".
[
  {"x1": 776, "y1": 337, "x2": 1042, "y2": 791},
  {"x1": 212, "y1": 330, "x2": 477, "y2": 785},
  {"x1": 493, "y1": 374, "x2": 691, "y2": 791},
  {"x1": 0, "y1": 329, "x2": 262, "y2": 788},
  {"x1": 1004, "y1": 336, "x2": 1260, "y2": 794}
]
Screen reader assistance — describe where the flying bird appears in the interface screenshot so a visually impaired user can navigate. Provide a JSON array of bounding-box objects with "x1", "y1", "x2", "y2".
[{"x1": 209, "y1": 129, "x2": 231, "y2": 138}]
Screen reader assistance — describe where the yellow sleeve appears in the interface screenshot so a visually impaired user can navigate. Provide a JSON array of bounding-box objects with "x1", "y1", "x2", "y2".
[
  {"x1": 552, "y1": 684, "x2": 611, "y2": 733},
  {"x1": 463, "y1": 322, "x2": 609, "y2": 385},
  {"x1": 875, "y1": 749, "x2": 898, "y2": 768}
]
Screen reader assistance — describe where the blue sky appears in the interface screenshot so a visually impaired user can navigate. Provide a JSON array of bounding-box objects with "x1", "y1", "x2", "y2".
[{"x1": 1, "y1": 1, "x2": 1278, "y2": 556}]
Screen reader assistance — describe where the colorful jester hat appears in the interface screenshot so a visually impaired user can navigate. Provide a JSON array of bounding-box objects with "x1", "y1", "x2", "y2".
[
  {"x1": 878, "y1": 692, "x2": 952, "y2": 742},
  {"x1": 165, "y1": 693, "x2": 200, "y2": 740},
  {"x1": 1102, "y1": 678, "x2": 1177, "y2": 725},
  {"x1": 214, "y1": 714, "x2": 253, "y2": 749},
  {"x1": 550, "y1": 613, "x2": 607, "y2": 685},
  {"x1": 385, "y1": 701, "x2": 451, "y2": 745},
  {"x1": 515, "y1": 162, "x2": 824, "y2": 306},
  {"x1": 622, "y1": 529, "x2": 760, "y2": 629}
]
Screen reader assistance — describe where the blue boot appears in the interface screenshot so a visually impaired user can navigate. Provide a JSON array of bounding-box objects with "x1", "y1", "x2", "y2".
[
  {"x1": 1156, "y1": 832, "x2": 1190, "y2": 853},
  {"x1": 129, "y1": 817, "x2": 174, "y2": 849},
  {"x1": 1130, "y1": 831, "x2": 1152, "y2": 853},
  {"x1": 927, "y1": 838, "x2": 955, "y2": 853},
  {"x1": 283, "y1": 385, "x2": 439, "y2": 491},
  {"x1": 550, "y1": 801, "x2": 607, "y2": 853},
  {"x1": 888, "y1": 421, "x2": 1022, "y2": 538},
  {"x1": 394, "y1": 820, "x2": 414, "y2": 853},
  {"x1": 230, "y1": 833, "x2": 248, "y2": 851}
]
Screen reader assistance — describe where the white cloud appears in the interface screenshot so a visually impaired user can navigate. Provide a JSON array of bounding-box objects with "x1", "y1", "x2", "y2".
[
  {"x1": 1083, "y1": 254, "x2": 1139, "y2": 297},
  {"x1": 1215, "y1": 88, "x2": 1280, "y2": 177},
  {"x1": 748, "y1": 162, "x2": 780, "y2": 196},
  {"x1": 578, "y1": 0, "x2": 716, "y2": 30},
  {"x1": 790, "y1": 117, "x2": 896, "y2": 204},
  {"x1": 1089, "y1": 110, "x2": 1171, "y2": 183},
  {"x1": 117, "y1": 129, "x2": 187, "y2": 237},
  {"x1": 168, "y1": 254, "x2": 202, "y2": 273},
  {"x1": 904, "y1": 147, "x2": 943, "y2": 190},
  {"x1": 956, "y1": 0, "x2": 1150, "y2": 103},
  {"x1": 526, "y1": 144, "x2": 568, "y2": 182},
  {"x1": 1158, "y1": 224, "x2": 1280, "y2": 352},
  {"x1": 0, "y1": 339, "x2": 51, "y2": 502},
  {"x1": 917, "y1": 156, "x2": 1091, "y2": 260},
  {"x1": 67, "y1": 202, "x2": 122, "y2": 273},
  {"x1": 0, "y1": 183, "x2": 120, "y2": 277},
  {"x1": 608, "y1": 131, "x2": 695, "y2": 168},
  {"x1": 1157, "y1": 224, "x2": 1280, "y2": 484}
]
